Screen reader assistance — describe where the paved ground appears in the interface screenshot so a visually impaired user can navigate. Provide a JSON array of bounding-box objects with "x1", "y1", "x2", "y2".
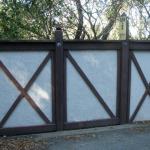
[{"x1": 1, "y1": 123, "x2": 150, "y2": 150}]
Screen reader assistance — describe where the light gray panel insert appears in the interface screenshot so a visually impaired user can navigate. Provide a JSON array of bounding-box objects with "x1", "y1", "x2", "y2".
[
  {"x1": 0, "y1": 52, "x2": 48, "y2": 87},
  {"x1": 69, "y1": 51, "x2": 117, "y2": 114},
  {"x1": 130, "y1": 51, "x2": 150, "y2": 121},
  {"x1": 29, "y1": 60, "x2": 52, "y2": 121},
  {"x1": 4, "y1": 98, "x2": 45, "y2": 127},
  {"x1": 67, "y1": 59, "x2": 110, "y2": 122},
  {"x1": 0, "y1": 71, "x2": 20, "y2": 121}
]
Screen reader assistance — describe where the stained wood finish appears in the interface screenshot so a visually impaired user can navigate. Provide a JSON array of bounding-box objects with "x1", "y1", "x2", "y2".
[
  {"x1": 64, "y1": 118, "x2": 119, "y2": 130},
  {"x1": 0, "y1": 41, "x2": 55, "y2": 51},
  {"x1": 54, "y1": 28, "x2": 64, "y2": 131},
  {"x1": 0, "y1": 124, "x2": 56, "y2": 136},
  {"x1": 116, "y1": 50, "x2": 121, "y2": 119},
  {"x1": 64, "y1": 41, "x2": 121, "y2": 50},
  {"x1": 130, "y1": 41, "x2": 150, "y2": 50},
  {"x1": 120, "y1": 41, "x2": 130, "y2": 123}
]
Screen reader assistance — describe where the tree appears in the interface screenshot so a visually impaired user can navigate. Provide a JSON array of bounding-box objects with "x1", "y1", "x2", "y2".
[{"x1": 0, "y1": 0, "x2": 149, "y2": 40}]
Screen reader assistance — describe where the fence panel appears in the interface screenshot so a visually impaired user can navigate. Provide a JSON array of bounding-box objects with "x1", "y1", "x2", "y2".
[
  {"x1": 0, "y1": 43, "x2": 56, "y2": 136},
  {"x1": 63, "y1": 42, "x2": 121, "y2": 129},
  {"x1": 129, "y1": 47, "x2": 150, "y2": 122}
]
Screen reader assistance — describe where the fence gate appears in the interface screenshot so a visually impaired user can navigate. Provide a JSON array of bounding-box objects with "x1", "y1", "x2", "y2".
[{"x1": 0, "y1": 29, "x2": 150, "y2": 136}]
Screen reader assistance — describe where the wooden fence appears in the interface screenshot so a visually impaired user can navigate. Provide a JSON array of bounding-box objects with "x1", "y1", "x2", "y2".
[{"x1": 0, "y1": 28, "x2": 150, "y2": 136}]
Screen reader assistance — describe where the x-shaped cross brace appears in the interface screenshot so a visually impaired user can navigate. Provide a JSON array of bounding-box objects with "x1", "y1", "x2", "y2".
[
  {"x1": 0, "y1": 53, "x2": 51, "y2": 127},
  {"x1": 130, "y1": 52, "x2": 150, "y2": 121}
]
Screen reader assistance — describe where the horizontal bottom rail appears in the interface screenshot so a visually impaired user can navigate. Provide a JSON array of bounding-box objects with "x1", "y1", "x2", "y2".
[
  {"x1": 64, "y1": 118, "x2": 119, "y2": 130},
  {"x1": 0, "y1": 124, "x2": 56, "y2": 136}
]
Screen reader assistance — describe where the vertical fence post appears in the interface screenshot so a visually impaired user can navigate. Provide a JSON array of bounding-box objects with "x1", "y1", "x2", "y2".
[
  {"x1": 119, "y1": 13, "x2": 129, "y2": 40},
  {"x1": 120, "y1": 41, "x2": 130, "y2": 124},
  {"x1": 55, "y1": 27, "x2": 64, "y2": 130}
]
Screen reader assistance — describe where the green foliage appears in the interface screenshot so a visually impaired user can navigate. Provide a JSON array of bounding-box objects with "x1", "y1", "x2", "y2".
[
  {"x1": 0, "y1": 0, "x2": 149, "y2": 40},
  {"x1": 0, "y1": 0, "x2": 64, "y2": 39}
]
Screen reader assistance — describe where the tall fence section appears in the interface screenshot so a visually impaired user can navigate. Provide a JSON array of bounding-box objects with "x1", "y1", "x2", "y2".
[{"x1": 0, "y1": 29, "x2": 150, "y2": 136}]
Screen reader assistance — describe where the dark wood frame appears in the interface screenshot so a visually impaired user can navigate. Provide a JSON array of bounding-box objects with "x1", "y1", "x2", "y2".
[
  {"x1": 54, "y1": 28, "x2": 64, "y2": 131},
  {"x1": 120, "y1": 41, "x2": 130, "y2": 123},
  {"x1": 0, "y1": 28, "x2": 150, "y2": 136}
]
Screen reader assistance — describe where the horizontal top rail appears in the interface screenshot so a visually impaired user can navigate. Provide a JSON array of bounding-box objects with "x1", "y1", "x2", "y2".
[
  {"x1": 0, "y1": 41, "x2": 55, "y2": 51},
  {"x1": 64, "y1": 41, "x2": 122, "y2": 50},
  {"x1": 64, "y1": 40, "x2": 150, "y2": 50},
  {"x1": 129, "y1": 41, "x2": 150, "y2": 51},
  {"x1": 0, "y1": 40, "x2": 149, "y2": 51}
]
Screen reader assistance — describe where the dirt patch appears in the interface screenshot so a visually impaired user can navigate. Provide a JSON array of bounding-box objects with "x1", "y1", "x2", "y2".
[
  {"x1": 128, "y1": 122, "x2": 150, "y2": 133},
  {"x1": 64, "y1": 133, "x2": 97, "y2": 141},
  {"x1": 0, "y1": 136, "x2": 48, "y2": 150}
]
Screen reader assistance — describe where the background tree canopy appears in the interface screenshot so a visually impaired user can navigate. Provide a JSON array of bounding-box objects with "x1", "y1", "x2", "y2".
[{"x1": 0, "y1": 0, "x2": 149, "y2": 40}]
